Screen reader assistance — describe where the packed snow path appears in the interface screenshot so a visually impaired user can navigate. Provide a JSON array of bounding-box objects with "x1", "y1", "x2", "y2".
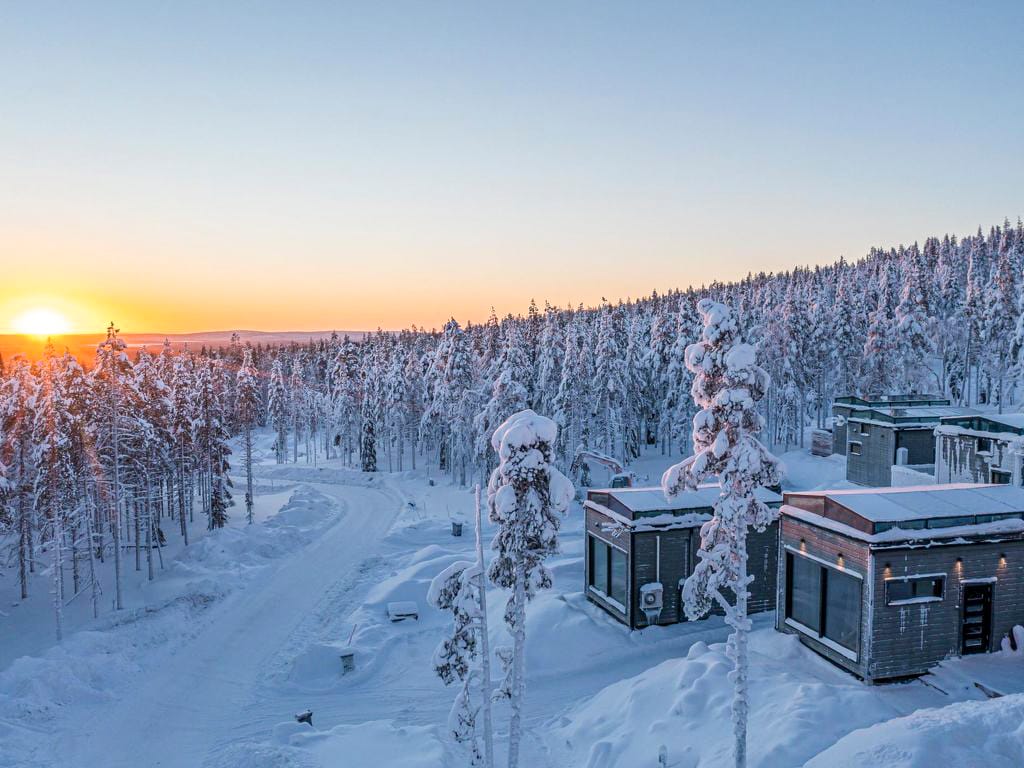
[{"x1": 46, "y1": 476, "x2": 403, "y2": 768}]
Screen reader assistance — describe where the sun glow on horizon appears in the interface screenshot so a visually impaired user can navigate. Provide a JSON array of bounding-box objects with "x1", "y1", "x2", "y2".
[{"x1": 13, "y1": 308, "x2": 72, "y2": 338}]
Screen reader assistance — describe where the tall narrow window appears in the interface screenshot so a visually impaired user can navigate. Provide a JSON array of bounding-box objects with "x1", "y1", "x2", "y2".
[
  {"x1": 824, "y1": 569, "x2": 860, "y2": 652},
  {"x1": 788, "y1": 553, "x2": 822, "y2": 632},
  {"x1": 588, "y1": 534, "x2": 627, "y2": 609},
  {"x1": 610, "y1": 548, "x2": 627, "y2": 605},
  {"x1": 589, "y1": 536, "x2": 608, "y2": 594}
]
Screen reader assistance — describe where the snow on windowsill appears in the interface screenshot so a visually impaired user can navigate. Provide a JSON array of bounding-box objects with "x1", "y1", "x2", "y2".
[
  {"x1": 886, "y1": 596, "x2": 943, "y2": 607},
  {"x1": 587, "y1": 586, "x2": 626, "y2": 614},
  {"x1": 784, "y1": 618, "x2": 859, "y2": 662}
]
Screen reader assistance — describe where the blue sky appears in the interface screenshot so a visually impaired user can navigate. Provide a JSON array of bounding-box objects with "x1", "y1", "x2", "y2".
[{"x1": 1, "y1": 2, "x2": 1021, "y2": 331}]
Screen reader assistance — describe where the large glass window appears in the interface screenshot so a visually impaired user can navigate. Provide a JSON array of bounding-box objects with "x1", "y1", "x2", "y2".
[
  {"x1": 589, "y1": 535, "x2": 627, "y2": 608},
  {"x1": 824, "y1": 570, "x2": 861, "y2": 652},
  {"x1": 786, "y1": 551, "x2": 862, "y2": 656},
  {"x1": 788, "y1": 553, "x2": 822, "y2": 632}
]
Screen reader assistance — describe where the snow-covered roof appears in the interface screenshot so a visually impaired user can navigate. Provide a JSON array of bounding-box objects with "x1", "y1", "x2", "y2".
[
  {"x1": 782, "y1": 503, "x2": 1024, "y2": 545},
  {"x1": 788, "y1": 483, "x2": 1024, "y2": 523},
  {"x1": 937, "y1": 412, "x2": 1024, "y2": 435},
  {"x1": 598, "y1": 483, "x2": 782, "y2": 513},
  {"x1": 981, "y1": 413, "x2": 1024, "y2": 429},
  {"x1": 849, "y1": 405, "x2": 976, "y2": 422}
]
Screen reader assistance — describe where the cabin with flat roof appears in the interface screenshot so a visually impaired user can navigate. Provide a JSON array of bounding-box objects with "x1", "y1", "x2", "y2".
[
  {"x1": 777, "y1": 484, "x2": 1024, "y2": 682},
  {"x1": 831, "y1": 394, "x2": 950, "y2": 456},
  {"x1": 935, "y1": 413, "x2": 1024, "y2": 486},
  {"x1": 844, "y1": 404, "x2": 976, "y2": 486},
  {"x1": 583, "y1": 485, "x2": 782, "y2": 630}
]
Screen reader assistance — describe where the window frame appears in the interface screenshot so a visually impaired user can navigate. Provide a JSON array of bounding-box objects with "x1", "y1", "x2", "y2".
[
  {"x1": 848, "y1": 441, "x2": 863, "y2": 456},
  {"x1": 587, "y1": 533, "x2": 628, "y2": 612},
  {"x1": 884, "y1": 574, "x2": 945, "y2": 606},
  {"x1": 784, "y1": 548, "x2": 863, "y2": 661}
]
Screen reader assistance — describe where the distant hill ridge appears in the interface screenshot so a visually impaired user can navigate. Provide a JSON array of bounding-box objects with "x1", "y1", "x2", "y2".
[{"x1": 0, "y1": 330, "x2": 367, "y2": 362}]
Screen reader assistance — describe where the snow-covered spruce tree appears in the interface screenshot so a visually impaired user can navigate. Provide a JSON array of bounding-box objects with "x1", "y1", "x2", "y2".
[
  {"x1": 984, "y1": 235, "x2": 1018, "y2": 412},
  {"x1": 533, "y1": 305, "x2": 563, "y2": 417},
  {"x1": 661, "y1": 300, "x2": 780, "y2": 768},
  {"x1": 860, "y1": 260, "x2": 899, "y2": 394},
  {"x1": 428, "y1": 559, "x2": 488, "y2": 766},
  {"x1": 894, "y1": 244, "x2": 937, "y2": 394},
  {"x1": 0, "y1": 357, "x2": 38, "y2": 600},
  {"x1": 90, "y1": 322, "x2": 139, "y2": 610},
  {"x1": 33, "y1": 345, "x2": 77, "y2": 642},
  {"x1": 487, "y1": 410, "x2": 573, "y2": 768},
  {"x1": 236, "y1": 348, "x2": 260, "y2": 524},
  {"x1": 591, "y1": 305, "x2": 628, "y2": 460},
  {"x1": 474, "y1": 323, "x2": 530, "y2": 479},
  {"x1": 268, "y1": 357, "x2": 289, "y2": 464}
]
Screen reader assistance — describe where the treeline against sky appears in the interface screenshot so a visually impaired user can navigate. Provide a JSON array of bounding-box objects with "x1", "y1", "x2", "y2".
[{"x1": 2, "y1": 219, "x2": 1023, "y2": 636}]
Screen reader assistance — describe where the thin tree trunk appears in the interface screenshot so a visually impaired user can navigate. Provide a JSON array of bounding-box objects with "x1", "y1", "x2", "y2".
[
  {"x1": 87, "y1": 515, "x2": 100, "y2": 619},
  {"x1": 245, "y1": 423, "x2": 254, "y2": 524},
  {"x1": 111, "y1": 407, "x2": 124, "y2": 610},
  {"x1": 728, "y1": 524, "x2": 750, "y2": 768},
  {"x1": 474, "y1": 486, "x2": 495, "y2": 768},
  {"x1": 52, "y1": 505, "x2": 65, "y2": 642},
  {"x1": 507, "y1": 560, "x2": 527, "y2": 768}
]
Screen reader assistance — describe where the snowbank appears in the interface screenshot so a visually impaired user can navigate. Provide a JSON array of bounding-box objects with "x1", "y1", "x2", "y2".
[
  {"x1": 547, "y1": 630, "x2": 910, "y2": 768},
  {"x1": 805, "y1": 694, "x2": 1024, "y2": 768}
]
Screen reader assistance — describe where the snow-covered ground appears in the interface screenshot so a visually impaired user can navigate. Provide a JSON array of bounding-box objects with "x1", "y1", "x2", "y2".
[{"x1": 2, "y1": 432, "x2": 1023, "y2": 767}]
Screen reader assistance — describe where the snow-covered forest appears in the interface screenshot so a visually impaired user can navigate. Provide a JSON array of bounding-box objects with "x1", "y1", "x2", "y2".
[{"x1": 3, "y1": 220, "x2": 1024, "y2": 640}]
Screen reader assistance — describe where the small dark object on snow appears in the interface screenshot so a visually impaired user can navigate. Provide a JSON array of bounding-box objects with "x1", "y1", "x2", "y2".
[
  {"x1": 340, "y1": 651, "x2": 355, "y2": 674},
  {"x1": 428, "y1": 479, "x2": 435, "y2": 486},
  {"x1": 295, "y1": 709, "x2": 313, "y2": 726},
  {"x1": 451, "y1": 520, "x2": 463, "y2": 537}
]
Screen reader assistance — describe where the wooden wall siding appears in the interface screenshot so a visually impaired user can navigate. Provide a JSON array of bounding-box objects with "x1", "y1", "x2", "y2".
[
  {"x1": 585, "y1": 507, "x2": 632, "y2": 554},
  {"x1": 895, "y1": 428, "x2": 938, "y2": 465},
  {"x1": 936, "y1": 432, "x2": 1011, "y2": 484},
  {"x1": 675, "y1": 522, "x2": 779, "y2": 625},
  {"x1": 847, "y1": 423, "x2": 899, "y2": 486},
  {"x1": 937, "y1": 433, "x2": 983, "y2": 484},
  {"x1": 784, "y1": 493, "x2": 826, "y2": 516},
  {"x1": 587, "y1": 508, "x2": 779, "y2": 629},
  {"x1": 823, "y1": 498, "x2": 875, "y2": 534},
  {"x1": 777, "y1": 516, "x2": 872, "y2": 678},
  {"x1": 868, "y1": 541, "x2": 1024, "y2": 680},
  {"x1": 832, "y1": 406, "x2": 854, "y2": 455},
  {"x1": 632, "y1": 528, "x2": 692, "y2": 626}
]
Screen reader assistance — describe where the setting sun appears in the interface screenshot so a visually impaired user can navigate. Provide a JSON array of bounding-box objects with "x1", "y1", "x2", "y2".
[{"x1": 13, "y1": 307, "x2": 71, "y2": 337}]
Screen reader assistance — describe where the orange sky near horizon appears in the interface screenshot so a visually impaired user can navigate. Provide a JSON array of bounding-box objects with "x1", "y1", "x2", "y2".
[{"x1": 3, "y1": 5, "x2": 1021, "y2": 336}]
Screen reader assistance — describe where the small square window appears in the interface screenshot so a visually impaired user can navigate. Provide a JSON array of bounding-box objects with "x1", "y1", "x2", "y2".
[{"x1": 849, "y1": 442, "x2": 862, "y2": 456}]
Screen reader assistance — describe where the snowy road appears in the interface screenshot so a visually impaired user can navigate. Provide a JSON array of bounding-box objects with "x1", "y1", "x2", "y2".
[{"x1": 46, "y1": 477, "x2": 403, "y2": 768}]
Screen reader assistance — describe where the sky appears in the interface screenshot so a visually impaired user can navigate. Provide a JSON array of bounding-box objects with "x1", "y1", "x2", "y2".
[{"x1": 1, "y1": 1, "x2": 1022, "y2": 334}]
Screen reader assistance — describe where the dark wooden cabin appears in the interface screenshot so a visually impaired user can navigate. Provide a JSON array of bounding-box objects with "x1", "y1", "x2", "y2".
[
  {"x1": 831, "y1": 394, "x2": 950, "y2": 456},
  {"x1": 778, "y1": 484, "x2": 1024, "y2": 682},
  {"x1": 583, "y1": 485, "x2": 782, "y2": 630},
  {"x1": 935, "y1": 413, "x2": 1024, "y2": 486},
  {"x1": 844, "y1": 404, "x2": 976, "y2": 486}
]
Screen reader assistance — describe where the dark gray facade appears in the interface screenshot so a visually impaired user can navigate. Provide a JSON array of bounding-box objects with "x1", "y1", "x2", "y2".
[
  {"x1": 831, "y1": 394, "x2": 950, "y2": 456},
  {"x1": 844, "y1": 404, "x2": 975, "y2": 487},
  {"x1": 935, "y1": 414, "x2": 1024, "y2": 486},
  {"x1": 777, "y1": 485, "x2": 1024, "y2": 682},
  {"x1": 584, "y1": 485, "x2": 782, "y2": 630}
]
